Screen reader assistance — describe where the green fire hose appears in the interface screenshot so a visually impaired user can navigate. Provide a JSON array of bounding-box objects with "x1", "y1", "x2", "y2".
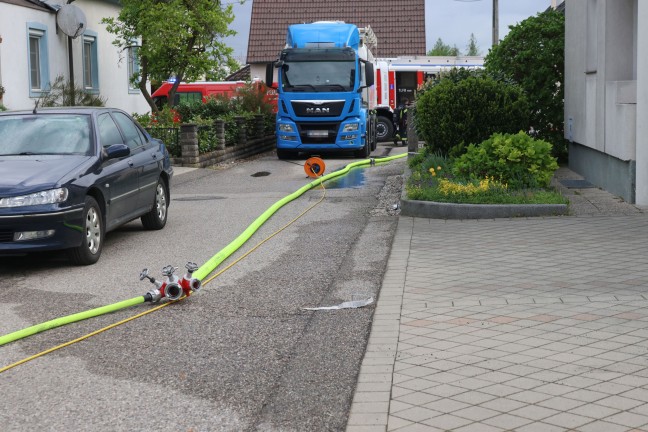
[{"x1": 0, "y1": 153, "x2": 406, "y2": 347}]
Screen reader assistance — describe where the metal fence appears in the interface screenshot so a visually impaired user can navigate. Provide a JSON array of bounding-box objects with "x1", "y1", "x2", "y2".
[{"x1": 146, "y1": 127, "x2": 180, "y2": 157}]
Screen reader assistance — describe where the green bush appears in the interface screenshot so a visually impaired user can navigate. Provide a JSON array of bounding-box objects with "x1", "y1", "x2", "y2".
[
  {"x1": 452, "y1": 131, "x2": 559, "y2": 188},
  {"x1": 415, "y1": 73, "x2": 530, "y2": 157}
]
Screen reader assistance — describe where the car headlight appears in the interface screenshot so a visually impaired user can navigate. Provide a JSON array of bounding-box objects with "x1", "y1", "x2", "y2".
[
  {"x1": 0, "y1": 188, "x2": 69, "y2": 208},
  {"x1": 279, "y1": 124, "x2": 294, "y2": 133},
  {"x1": 343, "y1": 123, "x2": 359, "y2": 132}
]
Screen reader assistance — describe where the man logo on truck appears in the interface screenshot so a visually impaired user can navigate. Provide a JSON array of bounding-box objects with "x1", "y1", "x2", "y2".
[{"x1": 306, "y1": 107, "x2": 330, "y2": 114}]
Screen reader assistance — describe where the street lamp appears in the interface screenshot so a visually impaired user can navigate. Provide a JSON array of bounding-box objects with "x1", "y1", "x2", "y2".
[{"x1": 453, "y1": 0, "x2": 499, "y2": 47}]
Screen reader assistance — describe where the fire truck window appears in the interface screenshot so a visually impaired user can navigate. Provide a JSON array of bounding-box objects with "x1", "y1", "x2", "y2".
[
  {"x1": 396, "y1": 72, "x2": 417, "y2": 106},
  {"x1": 173, "y1": 92, "x2": 202, "y2": 106}
]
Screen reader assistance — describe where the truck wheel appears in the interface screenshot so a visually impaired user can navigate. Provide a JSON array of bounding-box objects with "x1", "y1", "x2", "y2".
[
  {"x1": 277, "y1": 149, "x2": 292, "y2": 160},
  {"x1": 355, "y1": 141, "x2": 370, "y2": 158},
  {"x1": 376, "y1": 116, "x2": 394, "y2": 142}
]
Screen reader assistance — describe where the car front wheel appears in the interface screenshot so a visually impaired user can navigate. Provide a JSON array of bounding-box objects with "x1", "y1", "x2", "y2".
[
  {"x1": 68, "y1": 196, "x2": 103, "y2": 265},
  {"x1": 141, "y1": 178, "x2": 168, "y2": 230}
]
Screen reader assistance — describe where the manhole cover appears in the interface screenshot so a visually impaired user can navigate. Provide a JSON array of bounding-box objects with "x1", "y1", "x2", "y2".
[
  {"x1": 560, "y1": 179, "x2": 595, "y2": 189},
  {"x1": 174, "y1": 195, "x2": 226, "y2": 201},
  {"x1": 251, "y1": 171, "x2": 271, "y2": 177}
]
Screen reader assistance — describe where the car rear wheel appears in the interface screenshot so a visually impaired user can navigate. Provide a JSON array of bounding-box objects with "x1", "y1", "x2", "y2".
[
  {"x1": 141, "y1": 179, "x2": 168, "y2": 230},
  {"x1": 68, "y1": 196, "x2": 103, "y2": 265}
]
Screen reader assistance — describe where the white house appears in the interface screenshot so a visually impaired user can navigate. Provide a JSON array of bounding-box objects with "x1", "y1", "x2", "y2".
[
  {"x1": 565, "y1": 0, "x2": 648, "y2": 205},
  {"x1": 0, "y1": 0, "x2": 150, "y2": 114}
]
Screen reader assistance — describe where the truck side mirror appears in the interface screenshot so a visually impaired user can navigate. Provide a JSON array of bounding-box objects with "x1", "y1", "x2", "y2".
[
  {"x1": 266, "y1": 63, "x2": 277, "y2": 89},
  {"x1": 365, "y1": 63, "x2": 375, "y2": 87}
]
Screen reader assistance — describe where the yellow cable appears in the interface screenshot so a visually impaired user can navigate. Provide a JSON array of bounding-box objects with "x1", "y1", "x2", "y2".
[
  {"x1": 0, "y1": 301, "x2": 174, "y2": 374},
  {"x1": 202, "y1": 183, "x2": 326, "y2": 285},
  {"x1": 1, "y1": 182, "x2": 326, "y2": 374}
]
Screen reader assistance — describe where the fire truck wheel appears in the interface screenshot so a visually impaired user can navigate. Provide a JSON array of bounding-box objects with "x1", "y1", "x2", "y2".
[{"x1": 376, "y1": 116, "x2": 394, "y2": 142}]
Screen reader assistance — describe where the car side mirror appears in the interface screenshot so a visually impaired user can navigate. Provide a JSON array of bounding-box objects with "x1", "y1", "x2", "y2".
[{"x1": 104, "y1": 143, "x2": 130, "y2": 160}]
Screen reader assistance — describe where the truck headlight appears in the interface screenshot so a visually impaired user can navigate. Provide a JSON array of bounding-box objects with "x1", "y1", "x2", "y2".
[
  {"x1": 0, "y1": 188, "x2": 68, "y2": 208},
  {"x1": 279, "y1": 124, "x2": 294, "y2": 133},
  {"x1": 343, "y1": 123, "x2": 359, "y2": 132}
]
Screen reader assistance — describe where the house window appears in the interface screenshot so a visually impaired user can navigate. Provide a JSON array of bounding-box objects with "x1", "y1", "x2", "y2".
[
  {"x1": 82, "y1": 31, "x2": 99, "y2": 92},
  {"x1": 27, "y1": 23, "x2": 50, "y2": 96},
  {"x1": 127, "y1": 45, "x2": 140, "y2": 93}
]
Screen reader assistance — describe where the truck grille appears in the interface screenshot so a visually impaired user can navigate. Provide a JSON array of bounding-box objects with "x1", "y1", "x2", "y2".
[
  {"x1": 291, "y1": 101, "x2": 345, "y2": 117},
  {"x1": 297, "y1": 122, "x2": 340, "y2": 144}
]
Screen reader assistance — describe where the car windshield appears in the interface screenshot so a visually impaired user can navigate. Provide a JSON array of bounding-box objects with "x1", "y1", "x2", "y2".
[{"x1": 0, "y1": 114, "x2": 92, "y2": 156}]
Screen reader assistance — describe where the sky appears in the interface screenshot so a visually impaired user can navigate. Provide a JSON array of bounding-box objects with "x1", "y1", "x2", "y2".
[{"x1": 222, "y1": 0, "x2": 554, "y2": 63}]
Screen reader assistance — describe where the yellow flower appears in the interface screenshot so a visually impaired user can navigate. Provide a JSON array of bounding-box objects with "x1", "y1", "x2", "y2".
[
  {"x1": 428, "y1": 167, "x2": 435, "y2": 174},
  {"x1": 437, "y1": 166, "x2": 442, "y2": 171}
]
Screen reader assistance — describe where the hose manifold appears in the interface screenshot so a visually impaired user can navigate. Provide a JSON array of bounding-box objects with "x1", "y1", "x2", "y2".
[{"x1": 140, "y1": 262, "x2": 202, "y2": 302}]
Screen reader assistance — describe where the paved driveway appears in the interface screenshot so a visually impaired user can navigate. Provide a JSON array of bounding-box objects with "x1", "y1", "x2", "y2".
[{"x1": 348, "y1": 175, "x2": 648, "y2": 431}]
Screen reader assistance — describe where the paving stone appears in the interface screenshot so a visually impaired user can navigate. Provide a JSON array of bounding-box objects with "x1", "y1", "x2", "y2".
[{"x1": 347, "y1": 191, "x2": 648, "y2": 432}]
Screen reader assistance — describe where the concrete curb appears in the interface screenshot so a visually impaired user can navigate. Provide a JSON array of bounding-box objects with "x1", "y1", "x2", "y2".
[{"x1": 399, "y1": 168, "x2": 569, "y2": 219}]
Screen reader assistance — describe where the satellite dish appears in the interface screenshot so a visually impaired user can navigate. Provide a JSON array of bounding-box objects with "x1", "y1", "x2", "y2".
[{"x1": 56, "y1": 4, "x2": 87, "y2": 39}]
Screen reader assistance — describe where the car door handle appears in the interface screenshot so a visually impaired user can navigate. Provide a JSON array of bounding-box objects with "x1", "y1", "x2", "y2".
[
  {"x1": 128, "y1": 159, "x2": 134, "y2": 167},
  {"x1": 151, "y1": 152, "x2": 157, "y2": 159}
]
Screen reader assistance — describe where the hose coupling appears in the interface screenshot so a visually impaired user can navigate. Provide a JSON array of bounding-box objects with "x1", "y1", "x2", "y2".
[
  {"x1": 181, "y1": 262, "x2": 202, "y2": 295},
  {"x1": 163, "y1": 282, "x2": 183, "y2": 301},
  {"x1": 145, "y1": 288, "x2": 162, "y2": 303}
]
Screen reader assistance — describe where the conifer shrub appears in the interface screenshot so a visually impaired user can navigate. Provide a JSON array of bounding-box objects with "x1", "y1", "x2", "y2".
[{"x1": 415, "y1": 73, "x2": 530, "y2": 156}]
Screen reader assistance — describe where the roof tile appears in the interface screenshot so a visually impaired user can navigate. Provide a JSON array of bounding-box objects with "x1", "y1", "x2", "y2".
[{"x1": 246, "y1": 0, "x2": 426, "y2": 63}]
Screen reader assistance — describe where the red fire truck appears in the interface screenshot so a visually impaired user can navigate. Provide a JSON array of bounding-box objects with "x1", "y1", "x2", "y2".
[
  {"x1": 374, "y1": 56, "x2": 484, "y2": 141},
  {"x1": 151, "y1": 80, "x2": 277, "y2": 112}
]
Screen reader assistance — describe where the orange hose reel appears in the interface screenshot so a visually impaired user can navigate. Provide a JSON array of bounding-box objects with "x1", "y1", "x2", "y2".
[{"x1": 304, "y1": 157, "x2": 326, "y2": 178}]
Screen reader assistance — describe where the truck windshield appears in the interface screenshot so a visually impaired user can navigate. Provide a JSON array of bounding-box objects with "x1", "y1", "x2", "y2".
[{"x1": 280, "y1": 48, "x2": 356, "y2": 92}]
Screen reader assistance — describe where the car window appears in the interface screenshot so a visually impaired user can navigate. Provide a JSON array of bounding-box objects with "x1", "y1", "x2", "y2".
[
  {"x1": 0, "y1": 114, "x2": 92, "y2": 156},
  {"x1": 113, "y1": 112, "x2": 144, "y2": 149},
  {"x1": 97, "y1": 113, "x2": 124, "y2": 147}
]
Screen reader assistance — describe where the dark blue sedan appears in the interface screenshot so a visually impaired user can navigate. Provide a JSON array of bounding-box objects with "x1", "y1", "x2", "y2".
[{"x1": 0, "y1": 107, "x2": 173, "y2": 265}]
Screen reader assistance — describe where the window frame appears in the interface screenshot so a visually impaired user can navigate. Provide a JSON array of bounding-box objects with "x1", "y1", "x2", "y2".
[
  {"x1": 82, "y1": 30, "x2": 99, "y2": 93},
  {"x1": 127, "y1": 44, "x2": 141, "y2": 94},
  {"x1": 26, "y1": 22, "x2": 50, "y2": 98}
]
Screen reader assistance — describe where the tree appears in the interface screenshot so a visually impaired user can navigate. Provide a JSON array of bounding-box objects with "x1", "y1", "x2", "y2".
[
  {"x1": 427, "y1": 38, "x2": 461, "y2": 56},
  {"x1": 484, "y1": 10, "x2": 566, "y2": 160},
  {"x1": 465, "y1": 33, "x2": 481, "y2": 56},
  {"x1": 102, "y1": 0, "x2": 239, "y2": 113}
]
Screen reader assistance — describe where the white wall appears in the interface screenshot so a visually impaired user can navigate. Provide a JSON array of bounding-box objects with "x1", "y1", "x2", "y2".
[
  {"x1": 564, "y1": 0, "x2": 646, "y2": 204},
  {"x1": 0, "y1": 0, "x2": 151, "y2": 114},
  {"x1": 636, "y1": 1, "x2": 648, "y2": 205}
]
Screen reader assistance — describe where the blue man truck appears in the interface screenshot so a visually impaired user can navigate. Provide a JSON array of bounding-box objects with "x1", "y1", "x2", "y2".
[{"x1": 266, "y1": 21, "x2": 378, "y2": 159}]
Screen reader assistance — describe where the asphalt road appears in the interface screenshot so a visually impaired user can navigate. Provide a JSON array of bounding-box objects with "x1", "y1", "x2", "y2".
[{"x1": 0, "y1": 145, "x2": 407, "y2": 431}]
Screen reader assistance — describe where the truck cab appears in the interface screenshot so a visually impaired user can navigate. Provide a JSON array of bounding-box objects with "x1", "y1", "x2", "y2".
[{"x1": 267, "y1": 21, "x2": 377, "y2": 159}]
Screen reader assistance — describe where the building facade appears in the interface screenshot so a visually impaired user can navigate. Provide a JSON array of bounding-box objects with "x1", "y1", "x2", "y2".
[
  {"x1": 565, "y1": 0, "x2": 648, "y2": 205},
  {"x1": 0, "y1": 0, "x2": 150, "y2": 114}
]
